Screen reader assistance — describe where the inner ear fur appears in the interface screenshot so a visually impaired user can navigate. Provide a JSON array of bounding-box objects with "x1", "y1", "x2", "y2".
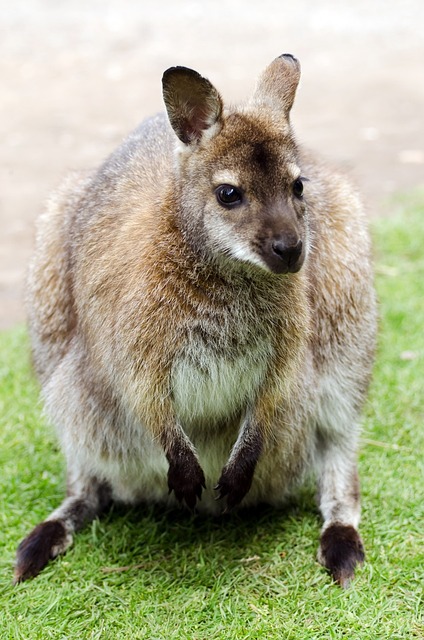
[
  {"x1": 162, "y1": 66, "x2": 223, "y2": 145},
  {"x1": 250, "y1": 53, "x2": 301, "y2": 117}
]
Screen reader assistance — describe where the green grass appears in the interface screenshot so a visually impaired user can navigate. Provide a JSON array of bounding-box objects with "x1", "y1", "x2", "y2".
[{"x1": 1, "y1": 192, "x2": 424, "y2": 639}]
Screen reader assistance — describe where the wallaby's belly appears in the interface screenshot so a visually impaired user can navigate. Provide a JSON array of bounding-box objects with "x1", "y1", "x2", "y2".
[{"x1": 92, "y1": 417, "x2": 303, "y2": 514}]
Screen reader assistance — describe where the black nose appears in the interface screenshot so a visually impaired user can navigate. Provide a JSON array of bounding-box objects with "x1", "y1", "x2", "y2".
[{"x1": 271, "y1": 238, "x2": 303, "y2": 272}]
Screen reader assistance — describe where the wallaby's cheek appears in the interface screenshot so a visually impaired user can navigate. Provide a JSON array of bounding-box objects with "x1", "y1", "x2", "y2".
[{"x1": 203, "y1": 212, "x2": 269, "y2": 270}]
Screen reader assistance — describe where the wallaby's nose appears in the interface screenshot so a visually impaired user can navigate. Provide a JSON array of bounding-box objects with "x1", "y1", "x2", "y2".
[{"x1": 270, "y1": 237, "x2": 303, "y2": 273}]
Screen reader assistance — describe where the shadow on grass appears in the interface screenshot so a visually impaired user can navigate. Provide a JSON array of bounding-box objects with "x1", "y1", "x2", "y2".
[{"x1": 75, "y1": 485, "x2": 320, "y2": 579}]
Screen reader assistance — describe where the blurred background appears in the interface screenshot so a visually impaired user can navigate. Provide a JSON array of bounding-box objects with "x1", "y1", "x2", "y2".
[{"x1": 1, "y1": 0, "x2": 423, "y2": 329}]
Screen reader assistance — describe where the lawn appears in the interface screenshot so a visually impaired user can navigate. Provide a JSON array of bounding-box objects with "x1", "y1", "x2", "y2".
[{"x1": 0, "y1": 193, "x2": 423, "y2": 639}]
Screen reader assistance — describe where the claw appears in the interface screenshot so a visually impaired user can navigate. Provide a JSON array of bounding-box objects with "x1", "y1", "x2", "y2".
[{"x1": 213, "y1": 483, "x2": 228, "y2": 501}]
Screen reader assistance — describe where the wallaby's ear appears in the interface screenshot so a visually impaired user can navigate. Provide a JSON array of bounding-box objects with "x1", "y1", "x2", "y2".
[
  {"x1": 162, "y1": 66, "x2": 223, "y2": 145},
  {"x1": 251, "y1": 54, "x2": 301, "y2": 117}
]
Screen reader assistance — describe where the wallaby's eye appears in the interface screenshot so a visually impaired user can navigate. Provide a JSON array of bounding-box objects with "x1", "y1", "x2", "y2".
[
  {"x1": 292, "y1": 178, "x2": 304, "y2": 199},
  {"x1": 216, "y1": 184, "x2": 243, "y2": 207}
]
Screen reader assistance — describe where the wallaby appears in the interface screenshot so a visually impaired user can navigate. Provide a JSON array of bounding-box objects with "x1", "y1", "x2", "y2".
[{"x1": 15, "y1": 54, "x2": 377, "y2": 587}]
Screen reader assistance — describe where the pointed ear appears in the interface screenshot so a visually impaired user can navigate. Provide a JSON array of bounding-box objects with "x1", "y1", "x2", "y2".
[
  {"x1": 162, "y1": 66, "x2": 223, "y2": 145},
  {"x1": 251, "y1": 54, "x2": 301, "y2": 117}
]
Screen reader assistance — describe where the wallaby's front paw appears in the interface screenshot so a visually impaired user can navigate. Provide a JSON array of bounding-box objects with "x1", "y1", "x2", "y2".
[
  {"x1": 167, "y1": 457, "x2": 206, "y2": 509},
  {"x1": 214, "y1": 463, "x2": 255, "y2": 512},
  {"x1": 14, "y1": 520, "x2": 72, "y2": 584},
  {"x1": 318, "y1": 522, "x2": 365, "y2": 588}
]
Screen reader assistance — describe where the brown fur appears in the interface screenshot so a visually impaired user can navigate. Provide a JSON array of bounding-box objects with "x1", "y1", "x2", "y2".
[{"x1": 16, "y1": 54, "x2": 377, "y2": 585}]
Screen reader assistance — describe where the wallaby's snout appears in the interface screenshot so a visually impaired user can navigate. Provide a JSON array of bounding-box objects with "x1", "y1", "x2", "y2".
[
  {"x1": 256, "y1": 195, "x2": 307, "y2": 274},
  {"x1": 266, "y1": 233, "x2": 304, "y2": 274}
]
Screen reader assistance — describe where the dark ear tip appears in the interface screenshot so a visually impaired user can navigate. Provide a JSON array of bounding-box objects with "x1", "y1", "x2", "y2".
[
  {"x1": 162, "y1": 66, "x2": 203, "y2": 87},
  {"x1": 277, "y1": 54, "x2": 301, "y2": 73},
  {"x1": 279, "y1": 53, "x2": 299, "y2": 63}
]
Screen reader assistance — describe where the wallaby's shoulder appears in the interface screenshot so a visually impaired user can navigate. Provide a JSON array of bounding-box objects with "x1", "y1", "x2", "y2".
[
  {"x1": 98, "y1": 112, "x2": 174, "y2": 185},
  {"x1": 296, "y1": 148, "x2": 372, "y2": 274}
]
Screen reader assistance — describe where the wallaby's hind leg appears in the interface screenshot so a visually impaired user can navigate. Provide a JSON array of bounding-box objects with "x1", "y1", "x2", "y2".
[
  {"x1": 14, "y1": 475, "x2": 111, "y2": 583},
  {"x1": 315, "y1": 437, "x2": 364, "y2": 588}
]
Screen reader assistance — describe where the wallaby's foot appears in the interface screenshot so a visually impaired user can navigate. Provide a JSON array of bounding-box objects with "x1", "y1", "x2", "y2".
[
  {"x1": 14, "y1": 478, "x2": 112, "y2": 583},
  {"x1": 214, "y1": 462, "x2": 256, "y2": 512},
  {"x1": 318, "y1": 523, "x2": 365, "y2": 588},
  {"x1": 167, "y1": 455, "x2": 206, "y2": 509},
  {"x1": 14, "y1": 520, "x2": 72, "y2": 583}
]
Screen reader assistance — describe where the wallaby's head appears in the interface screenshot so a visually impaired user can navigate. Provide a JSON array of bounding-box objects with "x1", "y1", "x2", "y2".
[{"x1": 162, "y1": 54, "x2": 309, "y2": 275}]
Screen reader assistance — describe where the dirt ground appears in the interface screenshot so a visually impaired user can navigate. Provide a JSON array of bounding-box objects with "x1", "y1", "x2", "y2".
[{"x1": 1, "y1": 0, "x2": 423, "y2": 329}]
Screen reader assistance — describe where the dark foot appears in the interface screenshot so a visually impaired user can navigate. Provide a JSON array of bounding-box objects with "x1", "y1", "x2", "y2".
[
  {"x1": 167, "y1": 455, "x2": 206, "y2": 509},
  {"x1": 214, "y1": 462, "x2": 256, "y2": 512},
  {"x1": 319, "y1": 522, "x2": 365, "y2": 588},
  {"x1": 14, "y1": 520, "x2": 71, "y2": 584}
]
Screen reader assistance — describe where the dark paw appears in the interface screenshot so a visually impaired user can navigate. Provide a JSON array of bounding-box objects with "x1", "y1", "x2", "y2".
[
  {"x1": 214, "y1": 463, "x2": 255, "y2": 512},
  {"x1": 167, "y1": 457, "x2": 206, "y2": 509},
  {"x1": 14, "y1": 520, "x2": 70, "y2": 584},
  {"x1": 319, "y1": 523, "x2": 365, "y2": 588}
]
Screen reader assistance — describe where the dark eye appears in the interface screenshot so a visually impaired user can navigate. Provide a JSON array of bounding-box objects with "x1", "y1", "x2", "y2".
[
  {"x1": 292, "y1": 178, "x2": 304, "y2": 199},
  {"x1": 216, "y1": 184, "x2": 243, "y2": 207}
]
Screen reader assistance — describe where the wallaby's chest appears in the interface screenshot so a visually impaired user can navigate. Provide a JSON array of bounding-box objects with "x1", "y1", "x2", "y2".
[{"x1": 171, "y1": 318, "x2": 273, "y2": 428}]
